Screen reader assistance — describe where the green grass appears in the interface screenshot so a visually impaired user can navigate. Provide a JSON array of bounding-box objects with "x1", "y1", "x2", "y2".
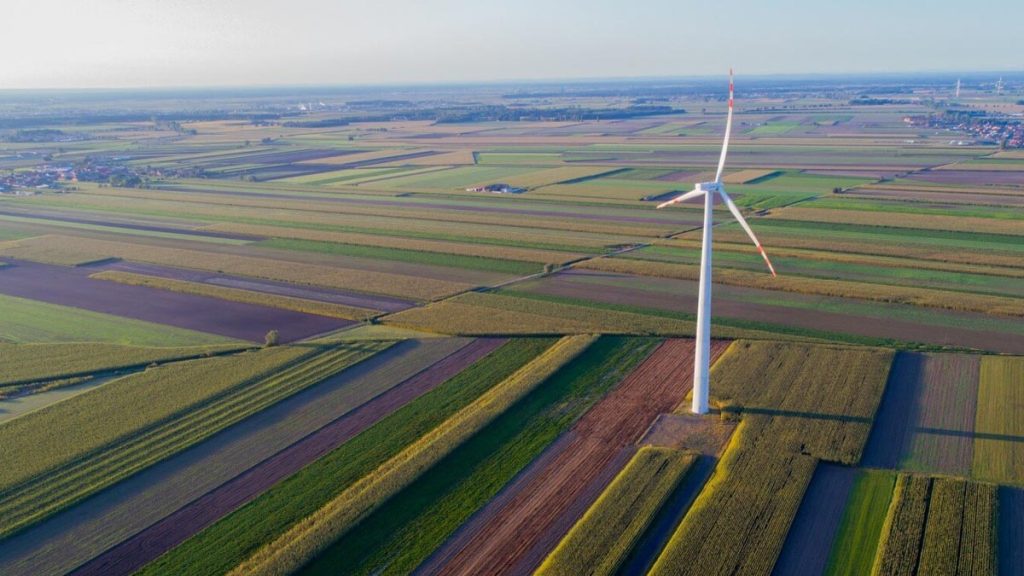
[
  {"x1": 139, "y1": 338, "x2": 555, "y2": 576},
  {"x1": 0, "y1": 293, "x2": 235, "y2": 345},
  {"x1": 258, "y1": 237, "x2": 540, "y2": 275},
  {"x1": 825, "y1": 470, "x2": 896, "y2": 576},
  {"x1": 756, "y1": 218, "x2": 1024, "y2": 253},
  {"x1": 298, "y1": 336, "x2": 659, "y2": 576},
  {"x1": 748, "y1": 122, "x2": 802, "y2": 135}
]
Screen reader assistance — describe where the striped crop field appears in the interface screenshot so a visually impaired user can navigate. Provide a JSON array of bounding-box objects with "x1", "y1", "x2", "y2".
[
  {"x1": 537, "y1": 447, "x2": 697, "y2": 576},
  {"x1": 825, "y1": 470, "x2": 897, "y2": 576}
]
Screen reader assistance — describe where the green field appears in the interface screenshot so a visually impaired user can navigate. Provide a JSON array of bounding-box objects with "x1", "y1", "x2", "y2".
[{"x1": 0, "y1": 293, "x2": 235, "y2": 345}]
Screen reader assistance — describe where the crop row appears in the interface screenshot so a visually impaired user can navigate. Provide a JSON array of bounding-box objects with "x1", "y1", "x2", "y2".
[
  {"x1": 708, "y1": 227, "x2": 1024, "y2": 270},
  {"x1": 138, "y1": 338, "x2": 558, "y2": 576},
  {"x1": 0, "y1": 235, "x2": 469, "y2": 301},
  {"x1": 204, "y1": 222, "x2": 586, "y2": 266},
  {"x1": 258, "y1": 237, "x2": 541, "y2": 276},
  {"x1": 0, "y1": 342, "x2": 388, "y2": 538},
  {"x1": 577, "y1": 256, "x2": 1024, "y2": 318},
  {"x1": 229, "y1": 334, "x2": 598, "y2": 576},
  {"x1": 537, "y1": 446, "x2": 697, "y2": 576},
  {"x1": 90, "y1": 270, "x2": 379, "y2": 321},
  {"x1": 873, "y1": 475, "x2": 931, "y2": 575},
  {"x1": 917, "y1": 478, "x2": 997, "y2": 575},
  {"x1": 0, "y1": 341, "x2": 244, "y2": 387},
  {"x1": 299, "y1": 336, "x2": 660, "y2": 576}
]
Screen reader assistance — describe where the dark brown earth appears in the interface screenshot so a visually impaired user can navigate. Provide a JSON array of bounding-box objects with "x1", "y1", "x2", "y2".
[
  {"x1": 69, "y1": 338, "x2": 505, "y2": 576},
  {"x1": 0, "y1": 258, "x2": 351, "y2": 342},
  {"x1": 422, "y1": 339, "x2": 729, "y2": 576}
]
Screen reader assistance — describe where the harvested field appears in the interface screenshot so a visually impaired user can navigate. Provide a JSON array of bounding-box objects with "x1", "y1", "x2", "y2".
[
  {"x1": 722, "y1": 169, "x2": 780, "y2": 184},
  {"x1": 845, "y1": 187, "x2": 1024, "y2": 207},
  {"x1": 61, "y1": 338, "x2": 487, "y2": 576},
  {"x1": 0, "y1": 259, "x2": 350, "y2": 343},
  {"x1": 1000, "y1": 487, "x2": 1024, "y2": 576},
  {"x1": 771, "y1": 207, "x2": 1024, "y2": 237},
  {"x1": 773, "y1": 464, "x2": 857, "y2": 576},
  {"x1": 862, "y1": 353, "x2": 980, "y2": 476},
  {"x1": 423, "y1": 339, "x2": 729, "y2": 576},
  {"x1": 973, "y1": 356, "x2": 1024, "y2": 485}
]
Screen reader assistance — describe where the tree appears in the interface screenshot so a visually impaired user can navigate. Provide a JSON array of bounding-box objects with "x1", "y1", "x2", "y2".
[
  {"x1": 543, "y1": 263, "x2": 556, "y2": 275},
  {"x1": 264, "y1": 330, "x2": 279, "y2": 347}
]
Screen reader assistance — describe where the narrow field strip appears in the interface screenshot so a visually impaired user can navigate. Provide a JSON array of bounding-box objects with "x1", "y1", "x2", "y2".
[
  {"x1": 230, "y1": 335, "x2": 598, "y2": 576},
  {"x1": 824, "y1": 470, "x2": 896, "y2": 576},
  {"x1": 773, "y1": 464, "x2": 858, "y2": 576},
  {"x1": 90, "y1": 270, "x2": 379, "y2": 321},
  {"x1": 536, "y1": 447, "x2": 697, "y2": 576},
  {"x1": 973, "y1": 356, "x2": 1024, "y2": 485}
]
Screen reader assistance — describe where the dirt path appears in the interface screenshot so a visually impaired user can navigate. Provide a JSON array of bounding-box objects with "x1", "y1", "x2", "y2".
[{"x1": 421, "y1": 338, "x2": 728, "y2": 576}]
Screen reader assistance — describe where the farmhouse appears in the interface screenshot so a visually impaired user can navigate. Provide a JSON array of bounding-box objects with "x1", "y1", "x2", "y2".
[{"x1": 465, "y1": 183, "x2": 526, "y2": 194}]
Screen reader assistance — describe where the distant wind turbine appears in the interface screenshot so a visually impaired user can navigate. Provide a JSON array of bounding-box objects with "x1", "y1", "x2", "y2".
[
  {"x1": 656, "y1": 69, "x2": 777, "y2": 415},
  {"x1": 955, "y1": 78, "x2": 961, "y2": 99}
]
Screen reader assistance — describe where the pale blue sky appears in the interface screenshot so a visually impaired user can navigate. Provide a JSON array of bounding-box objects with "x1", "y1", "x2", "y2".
[{"x1": 2, "y1": 0, "x2": 1021, "y2": 88}]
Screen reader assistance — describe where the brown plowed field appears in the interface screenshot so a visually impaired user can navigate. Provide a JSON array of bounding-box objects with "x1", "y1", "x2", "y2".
[
  {"x1": 68, "y1": 338, "x2": 505, "y2": 576},
  {"x1": 422, "y1": 338, "x2": 729, "y2": 576}
]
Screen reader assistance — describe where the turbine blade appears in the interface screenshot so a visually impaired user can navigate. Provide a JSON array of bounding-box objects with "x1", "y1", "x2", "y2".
[
  {"x1": 656, "y1": 188, "x2": 704, "y2": 209},
  {"x1": 718, "y1": 187, "x2": 776, "y2": 276},
  {"x1": 714, "y1": 68, "x2": 735, "y2": 183}
]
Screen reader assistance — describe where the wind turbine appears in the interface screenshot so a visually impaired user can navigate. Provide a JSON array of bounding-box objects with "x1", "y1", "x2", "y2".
[
  {"x1": 656, "y1": 69, "x2": 777, "y2": 415},
  {"x1": 955, "y1": 78, "x2": 961, "y2": 99}
]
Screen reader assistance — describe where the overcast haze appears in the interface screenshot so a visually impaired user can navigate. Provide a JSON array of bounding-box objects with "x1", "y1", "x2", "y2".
[{"x1": 2, "y1": 0, "x2": 1022, "y2": 89}]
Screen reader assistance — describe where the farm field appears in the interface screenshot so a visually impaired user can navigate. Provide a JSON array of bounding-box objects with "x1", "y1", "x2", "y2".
[{"x1": 3, "y1": 74, "x2": 1024, "y2": 576}]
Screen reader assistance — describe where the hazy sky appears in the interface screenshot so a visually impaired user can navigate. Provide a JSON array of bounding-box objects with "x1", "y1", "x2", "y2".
[{"x1": 2, "y1": 0, "x2": 1021, "y2": 89}]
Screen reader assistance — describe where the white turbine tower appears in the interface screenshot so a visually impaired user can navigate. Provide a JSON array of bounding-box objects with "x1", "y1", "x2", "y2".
[
  {"x1": 955, "y1": 78, "x2": 961, "y2": 99},
  {"x1": 656, "y1": 69, "x2": 777, "y2": 415}
]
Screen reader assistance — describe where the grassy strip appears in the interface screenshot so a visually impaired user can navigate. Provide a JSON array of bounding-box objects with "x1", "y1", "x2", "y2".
[
  {"x1": 90, "y1": 270, "x2": 379, "y2": 321},
  {"x1": 0, "y1": 292, "x2": 235, "y2": 345},
  {"x1": 650, "y1": 341, "x2": 894, "y2": 576},
  {"x1": 917, "y1": 478, "x2": 998, "y2": 575},
  {"x1": 139, "y1": 338, "x2": 556, "y2": 576},
  {"x1": 0, "y1": 342, "x2": 244, "y2": 387},
  {"x1": 230, "y1": 335, "x2": 598, "y2": 576},
  {"x1": 872, "y1": 474, "x2": 931, "y2": 575},
  {"x1": 0, "y1": 342, "x2": 389, "y2": 538},
  {"x1": 772, "y1": 207, "x2": 1024, "y2": 236},
  {"x1": 825, "y1": 471, "x2": 896, "y2": 576},
  {"x1": 577, "y1": 256, "x2": 1024, "y2": 318},
  {"x1": 258, "y1": 237, "x2": 540, "y2": 276},
  {"x1": 537, "y1": 447, "x2": 697, "y2": 576},
  {"x1": 300, "y1": 336, "x2": 660, "y2": 576}
]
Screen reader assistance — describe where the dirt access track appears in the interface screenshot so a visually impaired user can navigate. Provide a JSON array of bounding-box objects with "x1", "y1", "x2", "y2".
[{"x1": 421, "y1": 338, "x2": 730, "y2": 576}]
